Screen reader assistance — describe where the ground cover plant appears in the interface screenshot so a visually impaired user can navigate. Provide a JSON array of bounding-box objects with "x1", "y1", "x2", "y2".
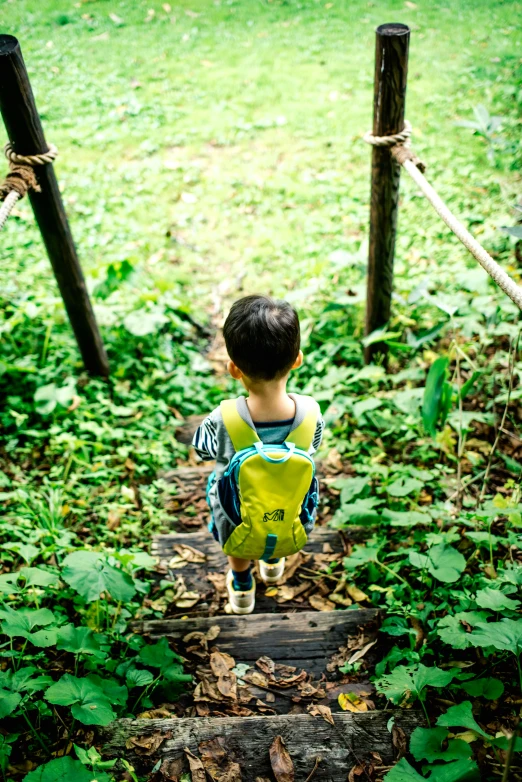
[{"x1": 1, "y1": 0, "x2": 521, "y2": 779}]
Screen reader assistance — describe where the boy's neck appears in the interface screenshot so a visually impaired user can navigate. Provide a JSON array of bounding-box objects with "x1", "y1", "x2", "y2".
[{"x1": 244, "y1": 378, "x2": 295, "y2": 422}]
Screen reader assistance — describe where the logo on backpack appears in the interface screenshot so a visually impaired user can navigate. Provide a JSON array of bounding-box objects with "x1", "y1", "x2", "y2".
[{"x1": 263, "y1": 509, "x2": 285, "y2": 523}]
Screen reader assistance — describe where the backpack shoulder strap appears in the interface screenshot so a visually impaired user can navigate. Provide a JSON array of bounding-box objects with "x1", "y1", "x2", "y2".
[
  {"x1": 220, "y1": 398, "x2": 260, "y2": 452},
  {"x1": 286, "y1": 395, "x2": 320, "y2": 451}
]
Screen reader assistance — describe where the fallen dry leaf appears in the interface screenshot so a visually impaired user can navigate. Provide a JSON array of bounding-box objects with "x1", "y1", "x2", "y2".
[
  {"x1": 211, "y1": 651, "x2": 238, "y2": 700},
  {"x1": 276, "y1": 583, "x2": 310, "y2": 603},
  {"x1": 346, "y1": 639, "x2": 377, "y2": 666},
  {"x1": 173, "y1": 543, "x2": 206, "y2": 563},
  {"x1": 126, "y1": 731, "x2": 171, "y2": 754},
  {"x1": 269, "y1": 735, "x2": 294, "y2": 782},
  {"x1": 309, "y1": 594, "x2": 335, "y2": 611},
  {"x1": 256, "y1": 656, "x2": 276, "y2": 676},
  {"x1": 184, "y1": 747, "x2": 206, "y2": 782},
  {"x1": 160, "y1": 757, "x2": 184, "y2": 781},
  {"x1": 308, "y1": 704, "x2": 334, "y2": 726},
  {"x1": 338, "y1": 692, "x2": 368, "y2": 713},
  {"x1": 137, "y1": 707, "x2": 173, "y2": 719},
  {"x1": 199, "y1": 737, "x2": 242, "y2": 781},
  {"x1": 346, "y1": 584, "x2": 369, "y2": 603},
  {"x1": 210, "y1": 651, "x2": 235, "y2": 677}
]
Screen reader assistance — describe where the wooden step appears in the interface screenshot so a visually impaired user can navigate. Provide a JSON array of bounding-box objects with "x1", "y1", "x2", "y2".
[
  {"x1": 152, "y1": 528, "x2": 366, "y2": 616},
  {"x1": 133, "y1": 609, "x2": 380, "y2": 715},
  {"x1": 101, "y1": 711, "x2": 420, "y2": 778},
  {"x1": 134, "y1": 608, "x2": 379, "y2": 676},
  {"x1": 153, "y1": 526, "x2": 356, "y2": 562}
]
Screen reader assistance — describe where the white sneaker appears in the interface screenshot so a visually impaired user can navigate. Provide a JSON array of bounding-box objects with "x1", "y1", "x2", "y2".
[
  {"x1": 226, "y1": 570, "x2": 256, "y2": 615},
  {"x1": 259, "y1": 558, "x2": 285, "y2": 584}
]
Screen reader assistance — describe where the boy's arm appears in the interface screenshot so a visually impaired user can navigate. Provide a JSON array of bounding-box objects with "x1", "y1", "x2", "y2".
[
  {"x1": 192, "y1": 413, "x2": 218, "y2": 460},
  {"x1": 310, "y1": 416, "x2": 325, "y2": 454}
]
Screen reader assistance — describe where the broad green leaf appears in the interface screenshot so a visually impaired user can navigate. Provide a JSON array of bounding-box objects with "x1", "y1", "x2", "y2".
[
  {"x1": 343, "y1": 545, "x2": 381, "y2": 571},
  {"x1": 61, "y1": 551, "x2": 136, "y2": 603},
  {"x1": 126, "y1": 668, "x2": 154, "y2": 688},
  {"x1": 74, "y1": 743, "x2": 117, "y2": 770},
  {"x1": 410, "y1": 726, "x2": 472, "y2": 762},
  {"x1": 331, "y1": 476, "x2": 370, "y2": 504},
  {"x1": 436, "y1": 701, "x2": 490, "y2": 740},
  {"x1": 382, "y1": 509, "x2": 432, "y2": 527},
  {"x1": 386, "y1": 477, "x2": 423, "y2": 497},
  {"x1": 45, "y1": 674, "x2": 115, "y2": 726},
  {"x1": 332, "y1": 498, "x2": 381, "y2": 526},
  {"x1": 383, "y1": 758, "x2": 424, "y2": 781},
  {"x1": 375, "y1": 664, "x2": 455, "y2": 705},
  {"x1": 0, "y1": 573, "x2": 20, "y2": 595},
  {"x1": 409, "y1": 545, "x2": 465, "y2": 583},
  {"x1": 56, "y1": 625, "x2": 104, "y2": 656},
  {"x1": 0, "y1": 606, "x2": 57, "y2": 646},
  {"x1": 24, "y1": 756, "x2": 108, "y2": 782},
  {"x1": 461, "y1": 677, "x2": 504, "y2": 700},
  {"x1": 475, "y1": 587, "x2": 520, "y2": 612},
  {"x1": 423, "y1": 758, "x2": 480, "y2": 782},
  {"x1": 139, "y1": 637, "x2": 181, "y2": 670},
  {"x1": 0, "y1": 689, "x2": 21, "y2": 719},
  {"x1": 34, "y1": 379, "x2": 76, "y2": 416},
  {"x1": 123, "y1": 308, "x2": 168, "y2": 337},
  {"x1": 2, "y1": 667, "x2": 53, "y2": 694},
  {"x1": 437, "y1": 612, "x2": 489, "y2": 650},
  {"x1": 86, "y1": 675, "x2": 128, "y2": 707},
  {"x1": 468, "y1": 618, "x2": 522, "y2": 655},
  {"x1": 2, "y1": 542, "x2": 39, "y2": 564},
  {"x1": 18, "y1": 567, "x2": 60, "y2": 589},
  {"x1": 422, "y1": 356, "x2": 449, "y2": 437}
]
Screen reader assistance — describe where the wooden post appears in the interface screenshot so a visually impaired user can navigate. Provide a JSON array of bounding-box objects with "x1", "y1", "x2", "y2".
[
  {"x1": 0, "y1": 35, "x2": 109, "y2": 376},
  {"x1": 365, "y1": 23, "x2": 410, "y2": 364}
]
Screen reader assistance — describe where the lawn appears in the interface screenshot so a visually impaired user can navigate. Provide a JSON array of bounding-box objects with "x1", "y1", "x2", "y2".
[{"x1": 1, "y1": 0, "x2": 522, "y2": 779}]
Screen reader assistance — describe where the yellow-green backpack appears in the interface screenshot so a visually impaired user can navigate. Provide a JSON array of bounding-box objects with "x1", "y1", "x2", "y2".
[{"x1": 218, "y1": 396, "x2": 319, "y2": 561}]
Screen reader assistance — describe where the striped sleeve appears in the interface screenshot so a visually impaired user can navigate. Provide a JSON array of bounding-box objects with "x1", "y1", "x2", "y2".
[
  {"x1": 310, "y1": 416, "x2": 325, "y2": 454},
  {"x1": 192, "y1": 414, "x2": 218, "y2": 460}
]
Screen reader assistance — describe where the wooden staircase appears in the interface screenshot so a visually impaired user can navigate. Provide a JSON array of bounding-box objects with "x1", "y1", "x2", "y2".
[{"x1": 101, "y1": 461, "x2": 417, "y2": 780}]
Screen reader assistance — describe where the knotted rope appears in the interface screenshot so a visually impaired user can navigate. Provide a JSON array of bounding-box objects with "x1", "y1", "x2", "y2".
[
  {"x1": 364, "y1": 122, "x2": 522, "y2": 311},
  {"x1": 0, "y1": 141, "x2": 58, "y2": 230}
]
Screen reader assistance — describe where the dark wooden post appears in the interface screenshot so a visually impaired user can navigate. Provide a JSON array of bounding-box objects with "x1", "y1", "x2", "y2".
[
  {"x1": 365, "y1": 23, "x2": 410, "y2": 364},
  {"x1": 0, "y1": 35, "x2": 109, "y2": 376}
]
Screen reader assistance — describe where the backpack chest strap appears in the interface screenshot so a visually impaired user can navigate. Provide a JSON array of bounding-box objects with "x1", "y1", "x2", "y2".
[{"x1": 220, "y1": 399, "x2": 260, "y2": 451}]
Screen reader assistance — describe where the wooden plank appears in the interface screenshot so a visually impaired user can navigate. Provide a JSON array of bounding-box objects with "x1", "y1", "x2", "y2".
[
  {"x1": 134, "y1": 610, "x2": 380, "y2": 713},
  {"x1": 153, "y1": 527, "x2": 361, "y2": 561},
  {"x1": 100, "y1": 711, "x2": 420, "y2": 777},
  {"x1": 134, "y1": 608, "x2": 379, "y2": 666},
  {"x1": 152, "y1": 527, "x2": 367, "y2": 616}
]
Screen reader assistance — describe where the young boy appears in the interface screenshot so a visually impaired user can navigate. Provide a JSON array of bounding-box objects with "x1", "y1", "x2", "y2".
[{"x1": 192, "y1": 295, "x2": 324, "y2": 614}]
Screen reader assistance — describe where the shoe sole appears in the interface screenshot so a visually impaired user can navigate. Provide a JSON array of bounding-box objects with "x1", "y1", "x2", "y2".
[{"x1": 228, "y1": 599, "x2": 255, "y2": 615}]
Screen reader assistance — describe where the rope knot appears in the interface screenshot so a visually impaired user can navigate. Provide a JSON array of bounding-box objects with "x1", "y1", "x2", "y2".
[{"x1": 363, "y1": 119, "x2": 425, "y2": 172}]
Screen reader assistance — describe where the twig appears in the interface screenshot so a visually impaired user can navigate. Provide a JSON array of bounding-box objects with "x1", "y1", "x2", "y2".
[
  {"x1": 454, "y1": 340, "x2": 465, "y2": 511},
  {"x1": 304, "y1": 756, "x2": 322, "y2": 782},
  {"x1": 479, "y1": 334, "x2": 520, "y2": 506},
  {"x1": 502, "y1": 717, "x2": 521, "y2": 782}
]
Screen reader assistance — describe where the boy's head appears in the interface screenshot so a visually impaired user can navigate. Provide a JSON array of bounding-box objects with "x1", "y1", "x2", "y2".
[{"x1": 223, "y1": 295, "x2": 302, "y2": 384}]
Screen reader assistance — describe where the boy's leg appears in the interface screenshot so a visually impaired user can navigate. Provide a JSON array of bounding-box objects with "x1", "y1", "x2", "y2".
[
  {"x1": 228, "y1": 555, "x2": 251, "y2": 573},
  {"x1": 226, "y1": 555, "x2": 255, "y2": 614}
]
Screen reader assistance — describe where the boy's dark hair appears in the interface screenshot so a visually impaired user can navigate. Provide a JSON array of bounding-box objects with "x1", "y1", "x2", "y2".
[{"x1": 223, "y1": 295, "x2": 300, "y2": 381}]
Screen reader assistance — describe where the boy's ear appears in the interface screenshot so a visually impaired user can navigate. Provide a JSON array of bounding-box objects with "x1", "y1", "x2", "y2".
[
  {"x1": 291, "y1": 350, "x2": 304, "y2": 370},
  {"x1": 228, "y1": 360, "x2": 243, "y2": 380}
]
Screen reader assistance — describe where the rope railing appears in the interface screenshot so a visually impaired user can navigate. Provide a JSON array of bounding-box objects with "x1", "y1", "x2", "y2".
[
  {"x1": 0, "y1": 141, "x2": 58, "y2": 230},
  {"x1": 364, "y1": 124, "x2": 522, "y2": 311}
]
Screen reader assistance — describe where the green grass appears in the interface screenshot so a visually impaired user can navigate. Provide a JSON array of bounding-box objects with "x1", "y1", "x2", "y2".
[{"x1": 2, "y1": 0, "x2": 521, "y2": 317}]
